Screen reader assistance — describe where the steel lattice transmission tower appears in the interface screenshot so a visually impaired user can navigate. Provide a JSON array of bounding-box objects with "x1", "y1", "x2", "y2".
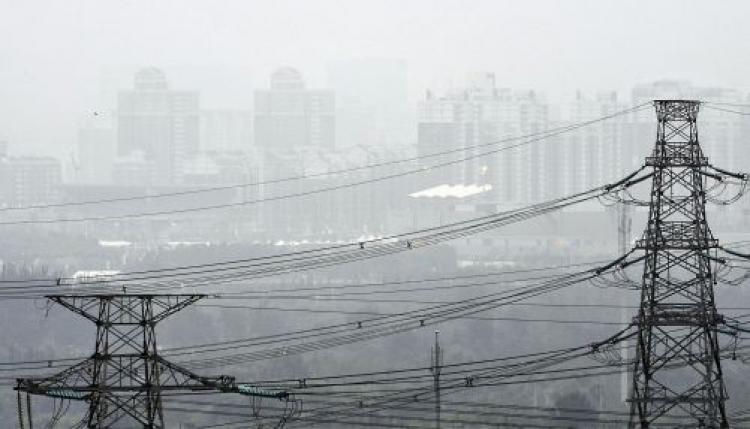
[
  {"x1": 629, "y1": 100, "x2": 728, "y2": 428},
  {"x1": 16, "y1": 294, "x2": 235, "y2": 428}
]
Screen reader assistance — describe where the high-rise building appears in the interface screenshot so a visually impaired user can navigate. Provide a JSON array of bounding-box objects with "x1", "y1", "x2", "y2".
[
  {"x1": 180, "y1": 150, "x2": 254, "y2": 185},
  {"x1": 0, "y1": 156, "x2": 62, "y2": 207},
  {"x1": 254, "y1": 68, "x2": 335, "y2": 150},
  {"x1": 117, "y1": 68, "x2": 199, "y2": 184},
  {"x1": 418, "y1": 73, "x2": 549, "y2": 206},
  {"x1": 553, "y1": 91, "x2": 629, "y2": 197},
  {"x1": 111, "y1": 150, "x2": 157, "y2": 187},
  {"x1": 77, "y1": 115, "x2": 115, "y2": 184}
]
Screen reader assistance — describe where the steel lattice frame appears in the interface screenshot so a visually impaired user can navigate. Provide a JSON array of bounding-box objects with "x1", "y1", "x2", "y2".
[
  {"x1": 16, "y1": 294, "x2": 234, "y2": 429},
  {"x1": 629, "y1": 100, "x2": 728, "y2": 428}
]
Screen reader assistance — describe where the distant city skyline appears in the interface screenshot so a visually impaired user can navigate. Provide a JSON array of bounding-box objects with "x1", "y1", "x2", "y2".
[
  {"x1": 3, "y1": 5, "x2": 750, "y2": 428},
  {"x1": 4, "y1": 64, "x2": 749, "y2": 160},
  {"x1": 18, "y1": 69, "x2": 750, "y2": 211},
  {"x1": 3, "y1": 0, "x2": 750, "y2": 158}
]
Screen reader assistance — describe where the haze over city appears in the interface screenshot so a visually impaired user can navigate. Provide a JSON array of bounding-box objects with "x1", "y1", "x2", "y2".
[
  {"x1": 1, "y1": 1, "x2": 750, "y2": 428},
  {"x1": 2, "y1": 0, "x2": 750, "y2": 157}
]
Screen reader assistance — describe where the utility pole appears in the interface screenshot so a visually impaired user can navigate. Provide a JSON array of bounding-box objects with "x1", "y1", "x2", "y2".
[
  {"x1": 15, "y1": 294, "x2": 236, "y2": 428},
  {"x1": 629, "y1": 100, "x2": 728, "y2": 428},
  {"x1": 429, "y1": 330, "x2": 443, "y2": 429}
]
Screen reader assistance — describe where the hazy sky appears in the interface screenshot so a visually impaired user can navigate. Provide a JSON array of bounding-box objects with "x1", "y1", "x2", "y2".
[{"x1": 1, "y1": 0, "x2": 749, "y2": 156}]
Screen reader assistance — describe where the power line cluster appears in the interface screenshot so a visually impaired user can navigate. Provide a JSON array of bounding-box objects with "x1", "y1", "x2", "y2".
[
  {"x1": 5, "y1": 101, "x2": 750, "y2": 428},
  {"x1": 0, "y1": 182, "x2": 621, "y2": 299}
]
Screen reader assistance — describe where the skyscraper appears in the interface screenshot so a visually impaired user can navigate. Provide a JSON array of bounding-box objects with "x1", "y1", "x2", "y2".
[
  {"x1": 254, "y1": 68, "x2": 335, "y2": 151},
  {"x1": 77, "y1": 114, "x2": 115, "y2": 184},
  {"x1": 418, "y1": 73, "x2": 549, "y2": 206},
  {"x1": 0, "y1": 156, "x2": 62, "y2": 207},
  {"x1": 117, "y1": 68, "x2": 199, "y2": 184},
  {"x1": 554, "y1": 91, "x2": 628, "y2": 197}
]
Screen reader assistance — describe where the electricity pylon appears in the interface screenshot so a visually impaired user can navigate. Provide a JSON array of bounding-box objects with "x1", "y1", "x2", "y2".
[
  {"x1": 629, "y1": 100, "x2": 728, "y2": 428},
  {"x1": 15, "y1": 294, "x2": 236, "y2": 428}
]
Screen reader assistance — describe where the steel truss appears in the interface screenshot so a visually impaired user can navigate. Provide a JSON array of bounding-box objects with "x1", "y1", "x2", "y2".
[
  {"x1": 629, "y1": 100, "x2": 728, "y2": 428},
  {"x1": 16, "y1": 294, "x2": 234, "y2": 428}
]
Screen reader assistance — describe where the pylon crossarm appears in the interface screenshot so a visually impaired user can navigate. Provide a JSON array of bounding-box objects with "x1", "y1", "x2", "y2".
[
  {"x1": 156, "y1": 356, "x2": 235, "y2": 390},
  {"x1": 708, "y1": 164, "x2": 749, "y2": 181},
  {"x1": 722, "y1": 323, "x2": 750, "y2": 335},
  {"x1": 604, "y1": 166, "x2": 647, "y2": 191},
  {"x1": 236, "y1": 384, "x2": 290, "y2": 400},
  {"x1": 46, "y1": 296, "x2": 102, "y2": 323},
  {"x1": 591, "y1": 323, "x2": 637, "y2": 349},
  {"x1": 16, "y1": 358, "x2": 96, "y2": 395},
  {"x1": 17, "y1": 294, "x2": 230, "y2": 428},
  {"x1": 45, "y1": 294, "x2": 206, "y2": 324},
  {"x1": 720, "y1": 246, "x2": 750, "y2": 260},
  {"x1": 150, "y1": 294, "x2": 206, "y2": 323}
]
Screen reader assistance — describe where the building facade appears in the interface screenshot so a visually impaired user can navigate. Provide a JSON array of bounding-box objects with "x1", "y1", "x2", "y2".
[
  {"x1": 0, "y1": 156, "x2": 62, "y2": 207},
  {"x1": 77, "y1": 115, "x2": 116, "y2": 185},
  {"x1": 551, "y1": 91, "x2": 629, "y2": 197},
  {"x1": 418, "y1": 73, "x2": 549, "y2": 207},
  {"x1": 117, "y1": 68, "x2": 200, "y2": 184},
  {"x1": 254, "y1": 68, "x2": 335, "y2": 151}
]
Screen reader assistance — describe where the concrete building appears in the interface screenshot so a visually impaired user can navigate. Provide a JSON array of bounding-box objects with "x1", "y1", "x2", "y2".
[
  {"x1": 180, "y1": 151, "x2": 255, "y2": 185},
  {"x1": 111, "y1": 150, "x2": 157, "y2": 187},
  {"x1": 257, "y1": 145, "x2": 413, "y2": 237},
  {"x1": 553, "y1": 91, "x2": 629, "y2": 197},
  {"x1": 254, "y1": 68, "x2": 335, "y2": 150},
  {"x1": 77, "y1": 115, "x2": 116, "y2": 184},
  {"x1": 0, "y1": 156, "x2": 62, "y2": 207},
  {"x1": 117, "y1": 68, "x2": 199, "y2": 184},
  {"x1": 418, "y1": 73, "x2": 549, "y2": 207}
]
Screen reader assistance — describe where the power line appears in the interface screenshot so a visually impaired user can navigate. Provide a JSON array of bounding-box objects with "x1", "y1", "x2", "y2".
[
  {"x1": 171, "y1": 270, "x2": 603, "y2": 369},
  {"x1": 194, "y1": 303, "x2": 630, "y2": 326},
  {"x1": 703, "y1": 104, "x2": 750, "y2": 116},
  {"x1": 293, "y1": 336, "x2": 747, "y2": 428},
  {"x1": 166, "y1": 394, "x2": 693, "y2": 421},
  {"x1": 0, "y1": 265, "x2": 608, "y2": 372},
  {"x1": 0, "y1": 184, "x2": 611, "y2": 295},
  {"x1": 0, "y1": 103, "x2": 648, "y2": 214},
  {"x1": 7, "y1": 255, "x2": 748, "y2": 374},
  {"x1": 1, "y1": 256, "x2": 746, "y2": 373},
  {"x1": 0, "y1": 105, "x2": 648, "y2": 225}
]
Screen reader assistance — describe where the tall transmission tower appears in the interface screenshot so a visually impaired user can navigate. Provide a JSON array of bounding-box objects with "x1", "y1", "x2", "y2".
[
  {"x1": 429, "y1": 330, "x2": 443, "y2": 429},
  {"x1": 15, "y1": 294, "x2": 237, "y2": 428},
  {"x1": 629, "y1": 100, "x2": 728, "y2": 428}
]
